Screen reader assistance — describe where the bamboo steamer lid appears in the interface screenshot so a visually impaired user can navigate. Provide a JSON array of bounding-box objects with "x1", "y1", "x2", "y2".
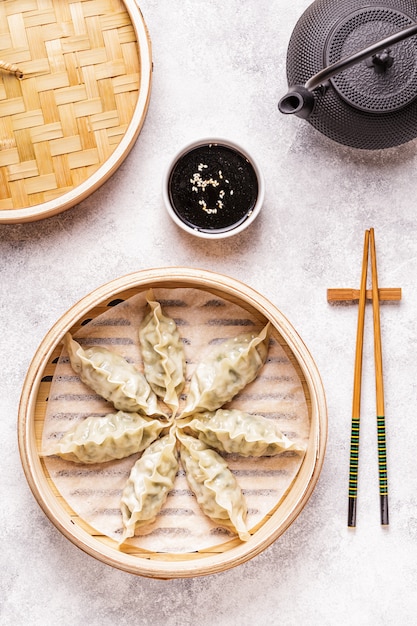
[
  {"x1": 18, "y1": 268, "x2": 327, "y2": 579},
  {"x1": 0, "y1": 0, "x2": 152, "y2": 223}
]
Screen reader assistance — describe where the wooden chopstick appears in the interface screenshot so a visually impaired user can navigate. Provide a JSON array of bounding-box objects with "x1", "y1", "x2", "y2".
[
  {"x1": 348, "y1": 229, "x2": 369, "y2": 527},
  {"x1": 348, "y1": 228, "x2": 389, "y2": 527},
  {"x1": 370, "y1": 228, "x2": 389, "y2": 526}
]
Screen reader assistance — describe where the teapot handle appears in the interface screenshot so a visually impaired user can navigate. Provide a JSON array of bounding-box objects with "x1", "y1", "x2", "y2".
[{"x1": 279, "y1": 22, "x2": 417, "y2": 117}]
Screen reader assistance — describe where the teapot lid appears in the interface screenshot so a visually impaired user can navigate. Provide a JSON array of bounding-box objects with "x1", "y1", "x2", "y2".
[{"x1": 326, "y1": 7, "x2": 417, "y2": 113}]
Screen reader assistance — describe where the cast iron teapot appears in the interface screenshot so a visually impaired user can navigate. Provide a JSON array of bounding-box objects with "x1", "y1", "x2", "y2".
[{"x1": 278, "y1": 0, "x2": 417, "y2": 149}]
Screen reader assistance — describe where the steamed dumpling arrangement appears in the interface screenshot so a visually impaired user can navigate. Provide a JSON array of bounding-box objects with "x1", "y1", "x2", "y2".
[{"x1": 43, "y1": 292, "x2": 305, "y2": 545}]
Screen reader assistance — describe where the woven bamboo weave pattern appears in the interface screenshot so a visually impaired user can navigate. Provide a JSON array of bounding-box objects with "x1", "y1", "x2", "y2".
[{"x1": 0, "y1": 0, "x2": 142, "y2": 211}]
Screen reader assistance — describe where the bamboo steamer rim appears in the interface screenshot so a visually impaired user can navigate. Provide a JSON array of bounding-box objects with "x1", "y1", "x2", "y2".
[
  {"x1": 18, "y1": 267, "x2": 327, "y2": 579},
  {"x1": 0, "y1": 0, "x2": 152, "y2": 224}
]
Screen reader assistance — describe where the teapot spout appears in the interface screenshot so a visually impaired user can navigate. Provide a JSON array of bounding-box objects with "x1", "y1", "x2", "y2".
[{"x1": 278, "y1": 85, "x2": 315, "y2": 119}]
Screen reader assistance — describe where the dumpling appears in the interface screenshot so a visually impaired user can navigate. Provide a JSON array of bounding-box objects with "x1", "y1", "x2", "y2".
[
  {"x1": 64, "y1": 333, "x2": 165, "y2": 417},
  {"x1": 119, "y1": 428, "x2": 178, "y2": 542},
  {"x1": 181, "y1": 323, "x2": 270, "y2": 417},
  {"x1": 178, "y1": 409, "x2": 305, "y2": 457},
  {"x1": 42, "y1": 411, "x2": 166, "y2": 464},
  {"x1": 177, "y1": 431, "x2": 250, "y2": 541},
  {"x1": 138, "y1": 293, "x2": 186, "y2": 413}
]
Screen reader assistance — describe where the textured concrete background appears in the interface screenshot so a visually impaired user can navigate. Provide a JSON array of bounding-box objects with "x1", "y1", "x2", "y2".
[{"x1": 2, "y1": 1, "x2": 417, "y2": 624}]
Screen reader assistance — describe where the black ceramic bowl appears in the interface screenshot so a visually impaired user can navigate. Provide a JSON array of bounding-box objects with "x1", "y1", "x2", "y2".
[{"x1": 163, "y1": 139, "x2": 264, "y2": 239}]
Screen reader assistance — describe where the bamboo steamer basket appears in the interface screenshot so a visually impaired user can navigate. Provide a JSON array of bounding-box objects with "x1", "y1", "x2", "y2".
[
  {"x1": 18, "y1": 268, "x2": 327, "y2": 579},
  {"x1": 0, "y1": 0, "x2": 152, "y2": 223}
]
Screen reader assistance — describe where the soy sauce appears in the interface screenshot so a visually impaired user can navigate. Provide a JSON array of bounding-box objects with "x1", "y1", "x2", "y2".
[{"x1": 168, "y1": 143, "x2": 259, "y2": 234}]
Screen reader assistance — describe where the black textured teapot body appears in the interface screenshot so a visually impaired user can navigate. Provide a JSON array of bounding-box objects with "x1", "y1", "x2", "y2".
[{"x1": 279, "y1": 0, "x2": 417, "y2": 149}]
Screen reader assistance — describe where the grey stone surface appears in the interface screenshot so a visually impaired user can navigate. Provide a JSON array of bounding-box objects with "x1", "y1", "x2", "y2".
[{"x1": 1, "y1": 1, "x2": 417, "y2": 624}]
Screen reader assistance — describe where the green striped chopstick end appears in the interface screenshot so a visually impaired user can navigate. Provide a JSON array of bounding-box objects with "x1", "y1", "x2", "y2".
[
  {"x1": 377, "y1": 415, "x2": 389, "y2": 525},
  {"x1": 348, "y1": 415, "x2": 361, "y2": 527},
  {"x1": 349, "y1": 416, "x2": 360, "y2": 495},
  {"x1": 377, "y1": 415, "x2": 388, "y2": 494}
]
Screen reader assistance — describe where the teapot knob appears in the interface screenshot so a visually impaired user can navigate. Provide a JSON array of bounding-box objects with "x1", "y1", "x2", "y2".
[{"x1": 365, "y1": 49, "x2": 394, "y2": 73}]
